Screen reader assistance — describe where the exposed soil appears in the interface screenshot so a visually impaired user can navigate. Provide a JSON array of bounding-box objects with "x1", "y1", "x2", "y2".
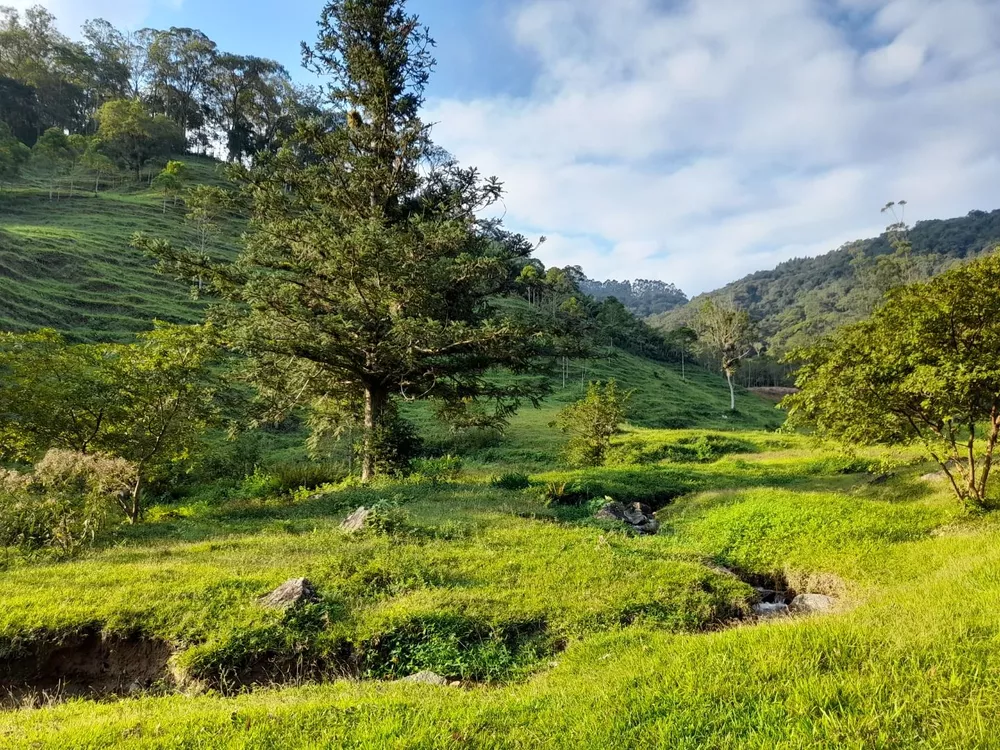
[{"x1": 0, "y1": 630, "x2": 175, "y2": 708}]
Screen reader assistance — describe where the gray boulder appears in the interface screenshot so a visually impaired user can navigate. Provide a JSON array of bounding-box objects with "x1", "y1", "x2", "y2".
[
  {"x1": 258, "y1": 578, "x2": 319, "y2": 609},
  {"x1": 789, "y1": 593, "x2": 836, "y2": 614},
  {"x1": 595, "y1": 500, "x2": 659, "y2": 535},
  {"x1": 340, "y1": 506, "x2": 371, "y2": 533},
  {"x1": 752, "y1": 602, "x2": 789, "y2": 618},
  {"x1": 399, "y1": 670, "x2": 449, "y2": 686},
  {"x1": 595, "y1": 500, "x2": 627, "y2": 523}
]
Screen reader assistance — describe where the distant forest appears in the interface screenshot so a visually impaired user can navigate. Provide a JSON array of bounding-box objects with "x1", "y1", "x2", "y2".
[{"x1": 578, "y1": 277, "x2": 688, "y2": 317}]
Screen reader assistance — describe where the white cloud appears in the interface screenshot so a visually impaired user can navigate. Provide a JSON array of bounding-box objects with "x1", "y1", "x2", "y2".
[
  {"x1": 427, "y1": 0, "x2": 1000, "y2": 294},
  {"x1": 4, "y1": 0, "x2": 180, "y2": 33}
]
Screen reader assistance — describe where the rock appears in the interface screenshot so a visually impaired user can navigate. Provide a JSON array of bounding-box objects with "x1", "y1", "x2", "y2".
[
  {"x1": 258, "y1": 578, "x2": 319, "y2": 609},
  {"x1": 595, "y1": 500, "x2": 626, "y2": 522},
  {"x1": 789, "y1": 593, "x2": 836, "y2": 614},
  {"x1": 635, "y1": 519, "x2": 661, "y2": 535},
  {"x1": 622, "y1": 502, "x2": 651, "y2": 524},
  {"x1": 752, "y1": 602, "x2": 789, "y2": 618},
  {"x1": 753, "y1": 587, "x2": 786, "y2": 604},
  {"x1": 595, "y1": 500, "x2": 660, "y2": 535},
  {"x1": 399, "y1": 670, "x2": 448, "y2": 686},
  {"x1": 340, "y1": 506, "x2": 371, "y2": 533}
]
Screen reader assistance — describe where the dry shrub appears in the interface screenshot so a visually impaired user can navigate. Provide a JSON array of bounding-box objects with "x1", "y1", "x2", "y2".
[{"x1": 0, "y1": 450, "x2": 138, "y2": 556}]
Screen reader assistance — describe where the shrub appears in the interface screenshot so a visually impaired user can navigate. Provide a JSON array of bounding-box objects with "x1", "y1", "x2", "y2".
[
  {"x1": 237, "y1": 467, "x2": 282, "y2": 499},
  {"x1": 555, "y1": 380, "x2": 633, "y2": 467},
  {"x1": 270, "y1": 462, "x2": 349, "y2": 493},
  {"x1": 365, "y1": 496, "x2": 413, "y2": 535},
  {"x1": 491, "y1": 472, "x2": 531, "y2": 491},
  {"x1": 411, "y1": 455, "x2": 463, "y2": 484},
  {"x1": 0, "y1": 450, "x2": 134, "y2": 556}
]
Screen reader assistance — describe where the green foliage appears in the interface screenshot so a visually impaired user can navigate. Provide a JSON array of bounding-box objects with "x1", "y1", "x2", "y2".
[
  {"x1": 655, "y1": 208, "x2": 1000, "y2": 355},
  {"x1": 151, "y1": 159, "x2": 188, "y2": 211},
  {"x1": 0, "y1": 449, "x2": 135, "y2": 556},
  {"x1": 410, "y1": 455, "x2": 462, "y2": 484},
  {"x1": 556, "y1": 380, "x2": 633, "y2": 467},
  {"x1": 95, "y1": 99, "x2": 184, "y2": 178},
  {"x1": 491, "y1": 472, "x2": 531, "y2": 491},
  {"x1": 31, "y1": 127, "x2": 73, "y2": 198},
  {"x1": 139, "y1": 1, "x2": 553, "y2": 482},
  {"x1": 785, "y1": 252, "x2": 1000, "y2": 509},
  {"x1": 0, "y1": 324, "x2": 220, "y2": 521},
  {"x1": 0, "y1": 122, "x2": 30, "y2": 185}
]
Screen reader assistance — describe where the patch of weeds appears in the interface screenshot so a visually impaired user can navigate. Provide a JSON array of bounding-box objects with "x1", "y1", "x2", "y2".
[
  {"x1": 359, "y1": 614, "x2": 554, "y2": 682},
  {"x1": 409, "y1": 455, "x2": 463, "y2": 484},
  {"x1": 491, "y1": 472, "x2": 532, "y2": 491}
]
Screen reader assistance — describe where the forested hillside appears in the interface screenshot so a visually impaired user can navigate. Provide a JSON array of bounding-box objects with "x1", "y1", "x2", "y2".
[
  {"x1": 651, "y1": 209, "x2": 1000, "y2": 352},
  {"x1": 578, "y1": 277, "x2": 688, "y2": 317}
]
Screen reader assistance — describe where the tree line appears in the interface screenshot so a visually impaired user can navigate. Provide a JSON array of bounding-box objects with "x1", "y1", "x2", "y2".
[{"x1": 0, "y1": 5, "x2": 324, "y2": 162}]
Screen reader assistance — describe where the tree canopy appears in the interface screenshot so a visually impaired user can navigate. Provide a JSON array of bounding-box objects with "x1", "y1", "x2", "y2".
[
  {"x1": 140, "y1": 0, "x2": 554, "y2": 481},
  {"x1": 784, "y1": 252, "x2": 1000, "y2": 509}
]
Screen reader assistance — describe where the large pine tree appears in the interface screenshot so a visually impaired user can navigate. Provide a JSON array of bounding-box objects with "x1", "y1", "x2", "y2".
[{"x1": 141, "y1": 0, "x2": 550, "y2": 480}]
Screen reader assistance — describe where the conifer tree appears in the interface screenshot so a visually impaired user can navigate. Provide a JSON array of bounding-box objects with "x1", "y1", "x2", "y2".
[{"x1": 140, "y1": 0, "x2": 550, "y2": 480}]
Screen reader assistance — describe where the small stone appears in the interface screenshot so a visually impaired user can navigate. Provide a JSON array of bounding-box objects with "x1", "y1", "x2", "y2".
[
  {"x1": 789, "y1": 593, "x2": 836, "y2": 614},
  {"x1": 595, "y1": 501, "x2": 627, "y2": 523},
  {"x1": 399, "y1": 670, "x2": 448, "y2": 686},
  {"x1": 752, "y1": 602, "x2": 789, "y2": 618},
  {"x1": 634, "y1": 519, "x2": 660, "y2": 535},
  {"x1": 449, "y1": 680, "x2": 462, "y2": 687},
  {"x1": 340, "y1": 506, "x2": 371, "y2": 533},
  {"x1": 258, "y1": 578, "x2": 319, "y2": 609}
]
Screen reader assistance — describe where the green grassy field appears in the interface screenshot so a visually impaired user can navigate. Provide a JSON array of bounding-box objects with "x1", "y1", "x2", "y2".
[
  {"x1": 4, "y1": 426, "x2": 998, "y2": 748},
  {"x1": 5, "y1": 156, "x2": 999, "y2": 749},
  {"x1": 0, "y1": 156, "x2": 238, "y2": 342}
]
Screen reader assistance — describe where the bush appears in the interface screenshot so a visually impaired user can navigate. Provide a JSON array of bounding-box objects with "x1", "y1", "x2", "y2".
[
  {"x1": 0, "y1": 450, "x2": 135, "y2": 556},
  {"x1": 491, "y1": 472, "x2": 531, "y2": 491},
  {"x1": 410, "y1": 455, "x2": 462, "y2": 484},
  {"x1": 556, "y1": 380, "x2": 633, "y2": 467},
  {"x1": 365, "y1": 496, "x2": 414, "y2": 535},
  {"x1": 270, "y1": 462, "x2": 349, "y2": 493}
]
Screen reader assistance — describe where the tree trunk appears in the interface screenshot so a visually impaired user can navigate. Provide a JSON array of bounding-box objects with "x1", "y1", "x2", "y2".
[
  {"x1": 361, "y1": 385, "x2": 388, "y2": 482},
  {"x1": 127, "y1": 475, "x2": 143, "y2": 524},
  {"x1": 726, "y1": 371, "x2": 735, "y2": 411}
]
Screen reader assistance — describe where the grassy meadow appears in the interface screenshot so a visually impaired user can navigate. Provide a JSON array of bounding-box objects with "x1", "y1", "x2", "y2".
[
  {"x1": 3, "y1": 420, "x2": 998, "y2": 748},
  {"x1": 0, "y1": 156, "x2": 238, "y2": 341}
]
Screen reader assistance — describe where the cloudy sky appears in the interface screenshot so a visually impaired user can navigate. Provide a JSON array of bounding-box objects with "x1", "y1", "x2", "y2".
[{"x1": 16, "y1": 0, "x2": 1000, "y2": 294}]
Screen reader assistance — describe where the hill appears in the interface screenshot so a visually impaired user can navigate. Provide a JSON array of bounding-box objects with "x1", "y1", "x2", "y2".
[
  {"x1": 0, "y1": 156, "x2": 239, "y2": 342},
  {"x1": 650, "y1": 208, "x2": 1000, "y2": 352},
  {"x1": 0, "y1": 159, "x2": 780, "y2": 433}
]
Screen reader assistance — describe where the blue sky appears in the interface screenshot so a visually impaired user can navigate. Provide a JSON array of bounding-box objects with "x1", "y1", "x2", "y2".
[{"x1": 16, "y1": 0, "x2": 1000, "y2": 295}]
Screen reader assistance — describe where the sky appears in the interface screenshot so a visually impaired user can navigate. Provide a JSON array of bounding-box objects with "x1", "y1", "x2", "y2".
[{"x1": 12, "y1": 0, "x2": 1000, "y2": 295}]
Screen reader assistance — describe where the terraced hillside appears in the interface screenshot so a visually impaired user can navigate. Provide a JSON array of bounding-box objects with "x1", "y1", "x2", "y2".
[{"x1": 0, "y1": 157, "x2": 239, "y2": 342}]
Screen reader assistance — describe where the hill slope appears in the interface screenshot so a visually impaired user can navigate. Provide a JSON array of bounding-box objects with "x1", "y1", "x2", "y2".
[
  {"x1": 0, "y1": 157, "x2": 238, "y2": 342},
  {"x1": 651, "y1": 208, "x2": 1000, "y2": 352},
  {"x1": 0, "y1": 160, "x2": 781, "y2": 432}
]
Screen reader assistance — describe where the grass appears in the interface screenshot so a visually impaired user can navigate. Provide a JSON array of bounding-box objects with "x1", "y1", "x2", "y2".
[
  {"x1": 5, "y1": 154, "x2": 997, "y2": 747},
  {"x1": 0, "y1": 155, "x2": 239, "y2": 342},
  {"x1": 3, "y1": 427, "x2": 999, "y2": 747}
]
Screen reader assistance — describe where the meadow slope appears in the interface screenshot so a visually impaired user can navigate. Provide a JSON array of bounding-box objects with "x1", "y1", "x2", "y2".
[{"x1": 3, "y1": 426, "x2": 999, "y2": 748}]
